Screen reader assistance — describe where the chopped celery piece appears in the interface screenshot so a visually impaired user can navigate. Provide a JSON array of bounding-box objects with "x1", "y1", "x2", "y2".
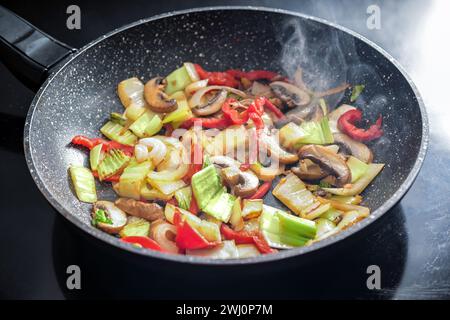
[
  {"x1": 100, "y1": 121, "x2": 137, "y2": 146},
  {"x1": 273, "y1": 173, "x2": 322, "y2": 217},
  {"x1": 165, "y1": 65, "x2": 193, "y2": 95},
  {"x1": 315, "y1": 218, "x2": 336, "y2": 238},
  {"x1": 323, "y1": 163, "x2": 384, "y2": 196},
  {"x1": 191, "y1": 165, "x2": 222, "y2": 210},
  {"x1": 279, "y1": 122, "x2": 307, "y2": 149},
  {"x1": 97, "y1": 149, "x2": 130, "y2": 181},
  {"x1": 124, "y1": 103, "x2": 146, "y2": 121},
  {"x1": 350, "y1": 84, "x2": 365, "y2": 102},
  {"x1": 162, "y1": 99, "x2": 192, "y2": 124},
  {"x1": 140, "y1": 184, "x2": 173, "y2": 201},
  {"x1": 145, "y1": 114, "x2": 163, "y2": 137},
  {"x1": 347, "y1": 156, "x2": 369, "y2": 183},
  {"x1": 241, "y1": 199, "x2": 263, "y2": 220},
  {"x1": 164, "y1": 204, "x2": 221, "y2": 242},
  {"x1": 203, "y1": 188, "x2": 235, "y2": 222},
  {"x1": 320, "y1": 207, "x2": 343, "y2": 224},
  {"x1": 119, "y1": 217, "x2": 150, "y2": 238},
  {"x1": 296, "y1": 117, "x2": 334, "y2": 146},
  {"x1": 89, "y1": 144, "x2": 103, "y2": 171},
  {"x1": 305, "y1": 203, "x2": 331, "y2": 220},
  {"x1": 202, "y1": 155, "x2": 212, "y2": 169},
  {"x1": 175, "y1": 186, "x2": 192, "y2": 210},
  {"x1": 110, "y1": 112, "x2": 127, "y2": 126},
  {"x1": 148, "y1": 178, "x2": 186, "y2": 195},
  {"x1": 260, "y1": 205, "x2": 311, "y2": 248},
  {"x1": 118, "y1": 161, "x2": 153, "y2": 199},
  {"x1": 69, "y1": 166, "x2": 97, "y2": 203}
]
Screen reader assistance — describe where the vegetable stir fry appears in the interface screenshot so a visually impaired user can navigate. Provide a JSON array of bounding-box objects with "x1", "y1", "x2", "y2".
[{"x1": 69, "y1": 63, "x2": 384, "y2": 259}]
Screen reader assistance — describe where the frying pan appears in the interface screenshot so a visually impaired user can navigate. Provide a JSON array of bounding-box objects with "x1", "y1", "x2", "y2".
[{"x1": 0, "y1": 6, "x2": 428, "y2": 265}]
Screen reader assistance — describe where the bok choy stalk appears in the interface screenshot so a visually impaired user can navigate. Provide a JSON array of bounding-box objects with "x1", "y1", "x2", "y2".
[
  {"x1": 100, "y1": 121, "x2": 137, "y2": 146},
  {"x1": 175, "y1": 186, "x2": 192, "y2": 210},
  {"x1": 140, "y1": 184, "x2": 173, "y2": 201},
  {"x1": 279, "y1": 117, "x2": 333, "y2": 149},
  {"x1": 272, "y1": 173, "x2": 322, "y2": 217},
  {"x1": 203, "y1": 187, "x2": 236, "y2": 222},
  {"x1": 164, "y1": 203, "x2": 221, "y2": 242},
  {"x1": 241, "y1": 199, "x2": 263, "y2": 220},
  {"x1": 186, "y1": 240, "x2": 239, "y2": 259},
  {"x1": 347, "y1": 156, "x2": 369, "y2": 183},
  {"x1": 148, "y1": 179, "x2": 186, "y2": 195},
  {"x1": 118, "y1": 160, "x2": 153, "y2": 199},
  {"x1": 110, "y1": 112, "x2": 127, "y2": 126},
  {"x1": 69, "y1": 166, "x2": 97, "y2": 203},
  {"x1": 89, "y1": 144, "x2": 103, "y2": 171},
  {"x1": 165, "y1": 65, "x2": 193, "y2": 95},
  {"x1": 350, "y1": 84, "x2": 365, "y2": 102},
  {"x1": 163, "y1": 99, "x2": 193, "y2": 125},
  {"x1": 97, "y1": 149, "x2": 130, "y2": 181},
  {"x1": 322, "y1": 163, "x2": 384, "y2": 196},
  {"x1": 260, "y1": 205, "x2": 316, "y2": 248},
  {"x1": 119, "y1": 217, "x2": 150, "y2": 238},
  {"x1": 191, "y1": 164, "x2": 222, "y2": 210},
  {"x1": 129, "y1": 111, "x2": 163, "y2": 138}
]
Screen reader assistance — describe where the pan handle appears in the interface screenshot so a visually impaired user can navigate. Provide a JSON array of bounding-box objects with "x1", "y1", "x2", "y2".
[{"x1": 0, "y1": 6, "x2": 76, "y2": 90}]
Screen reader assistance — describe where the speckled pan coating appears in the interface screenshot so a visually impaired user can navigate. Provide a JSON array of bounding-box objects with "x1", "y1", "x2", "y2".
[{"x1": 23, "y1": 7, "x2": 428, "y2": 265}]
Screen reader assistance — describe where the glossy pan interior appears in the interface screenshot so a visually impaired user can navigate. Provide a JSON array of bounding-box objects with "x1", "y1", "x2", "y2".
[{"x1": 24, "y1": 7, "x2": 428, "y2": 265}]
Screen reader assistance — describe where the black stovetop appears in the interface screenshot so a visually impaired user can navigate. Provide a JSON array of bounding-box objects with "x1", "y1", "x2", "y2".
[{"x1": 1, "y1": 0, "x2": 449, "y2": 299}]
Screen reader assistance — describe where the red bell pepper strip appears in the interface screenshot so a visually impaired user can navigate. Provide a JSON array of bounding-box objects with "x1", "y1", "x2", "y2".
[
  {"x1": 262, "y1": 98, "x2": 285, "y2": 119},
  {"x1": 174, "y1": 211, "x2": 218, "y2": 250},
  {"x1": 194, "y1": 64, "x2": 240, "y2": 88},
  {"x1": 337, "y1": 109, "x2": 383, "y2": 142},
  {"x1": 180, "y1": 116, "x2": 230, "y2": 129},
  {"x1": 220, "y1": 224, "x2": 276, "y2": 254},
  {"x1": 71, "y1": 135, "x2": 134, "y2": 156},
  {"x1": 226, "y1": 69, "x2": 279, "y2": 81},
  {"x1": 121, "y1": 236, "x2": 164, "y2": 251},
  {"x1": 221, "y1": 98, "x2": 250, "y2": 125},
  {"x1": 92, "y1": 171, "x2": 121, "y2": 182},
  {"x1": 248, "y1": 181, "x2": 272, "y2": 199},
  {"x1": 183, "y1": 139, "x2": 203, "y2": 183}
]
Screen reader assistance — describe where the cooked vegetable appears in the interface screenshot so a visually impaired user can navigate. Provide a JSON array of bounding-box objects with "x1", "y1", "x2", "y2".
[
  {"x1": 220, "y1": 224, "x2": 275, "y2": 254},
  {"x1": 121, "y1": 236, "x2": 163, "y2": 251},
  {"x1": 70, "y1": 166, "x2": 97, "y2": 203},
  {"x1": 120, "y1": 217, "x2": 151, "y2": 237},
  {"x1": 118, "y1": 161, "x2": 153, "y2": 199},
  {"x1": 110, "y1": 112, "x2": 127, "y2": 126},
  {"x1": 320, "y1": 207, "x2": 343, "y2": 224},
  {"x1": 187, "y1": 240, "x2": 239, "y2": 259},
  {"x1": 148, "y1": 179, "x2": 186, "y2": 195},
  {"x1": 115, "y1": 197, "x2": 164, "y2": 221},
  {"x1": 322, "y1": 163, "x2": 384, "y2": 196},
  {"x1": 350, "y1": 84, "x2": 365, "y2": 102},
  {"x1": 338, "y1": 109, "x2": 383, "y2": 142},
  {"x1": 192, "y1": 89, "x2": 228, "y2": 116},
  {"x1": 100, "y1": 121, "x2": 137, "y2": 146},
  {"x1": 163, "y1": 99, "x2": 192, "y2": 124},
  {"x1": 140, "y1": 184, "x2": 174, "y2": 201},
  {"x1": 97, "y1": 149, "x2": 130, "y2": 181},
  {"x1": 333, "y1": 133, "x2": 373, "y2": 163},
  {"x1": 135, "y1": 137, "x2": 167, "y2": 165},
  {"x1": 241, "y1": 199, "x2": 263, "y2": 220},
  {"x1": 229, "y1": 197, "x2": 245, "y2": 231},
  {"x1": 191, "y1": 165, "x2": 222, "y2": 210},
  {"x1": 165, "y1": 65, "x2": 193, "y2": 95},
  {"x1": 315, "y1": 218, "x2": 336, "y2": 238},
  {"x1": 150, "y1": 221, "x2": 179, "y2": 253},
  {"x1": 144, "y1": 77, "x2": 177, "y2": 113},
  {"x1": 92, "y1": 201, "x2": 127, "y2": 233},
  {"x1": 347, "y1": 156, "x2": 369, "y2": 183},
  {"x1": 298, "y1": 145, "x2": 351, "y2": 187},
  {"x1": 269, "y1": 81, "x2": 310, "y2": 108},
  {"x1": 329, "y1": 195, "x2": 362, "y2": 205},
  {"x1": 236, "y1": 244, "x2": 261, "y2": 258},
  {"x1": 124, "y1": 103, "x2": 147, "y2": 121},
  {"x1": 175, "y1": 186, "x2": 192, "y2": 210},
  {"x1": 129, "y1": 111, "x2": 162, "y2": 138},
  {"x1": 272, "y1": 173, "x2": 322, "y2": 217},
  {"x1": 203, "y1": 188, "x2": 236, "y2": 222},
  {"x1": 89, "y1": 144, "x2": 103, "y2": 171},
  {"x1": 117, "y1": 77, "x2": 146, "y2": 108},
  {"x1": 174, "y1": 212, "x2": 218, "y2": 250}
]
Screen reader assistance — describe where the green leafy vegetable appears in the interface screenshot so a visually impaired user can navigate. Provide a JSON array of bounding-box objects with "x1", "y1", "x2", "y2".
[
  {"x1": 93, "y1": 209, "x2": 113, "y2": 226},
  {"x1": 165, "y1": 65, "x2": 193, "y2": 95}
]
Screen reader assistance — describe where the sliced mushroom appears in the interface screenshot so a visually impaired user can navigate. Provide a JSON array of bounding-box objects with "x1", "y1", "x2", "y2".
[
  {"x1": 92, "y1": 201, "x2": 127, "y2": 234},
  {"x1": 222, "y1": 170, "x2": 259, "y2": 198},
  {"x1": 270, "y1": 81, "x2": 311, "y2": 108},
  {"x1": 209, "y1": 155, "x2": 241, "y2": 169},
  {"x1": 259, "y1": 131, "x2": 298, "y2": 164},
  {"x1": 298, "y1": 145, "x2": 351, "y2": 187},
  {"x1": 292, "y1": 159, "x2": 328, "y2": 181},
  {"x1": 274, "y1": 101, "x2": 322, "y2": 128},
  {"x1": 192, "y1": 89, "x2": 228, "y2": 116},
  {"x1": 333, "y1": 133, "x2": 373, "y2": 163},
  {"x1": 144, "y1": 77, "x2": 177, "y2": 113},
  {"x1": 115, "y1": 198, "x2": 164, "y2": 221}
]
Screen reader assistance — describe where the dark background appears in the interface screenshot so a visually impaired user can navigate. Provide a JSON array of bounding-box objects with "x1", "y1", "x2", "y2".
[{"x1": 0, "y1": 0, "x2": 449, "y2": 299}]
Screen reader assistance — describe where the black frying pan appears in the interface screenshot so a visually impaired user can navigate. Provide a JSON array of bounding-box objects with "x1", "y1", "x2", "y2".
[{"x1": 0, "y1": 6, "x2": 428, "y2": 265}]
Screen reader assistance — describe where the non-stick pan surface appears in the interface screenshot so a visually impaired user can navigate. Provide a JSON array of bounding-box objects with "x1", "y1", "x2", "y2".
[{"x1": 20, "y1": 7, "x2": 427, "y2": 265}]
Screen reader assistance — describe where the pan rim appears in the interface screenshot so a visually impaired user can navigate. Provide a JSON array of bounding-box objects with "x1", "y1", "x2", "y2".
[{"x1": 23, "y1": 5, "x2": 429, "y2": 266}]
